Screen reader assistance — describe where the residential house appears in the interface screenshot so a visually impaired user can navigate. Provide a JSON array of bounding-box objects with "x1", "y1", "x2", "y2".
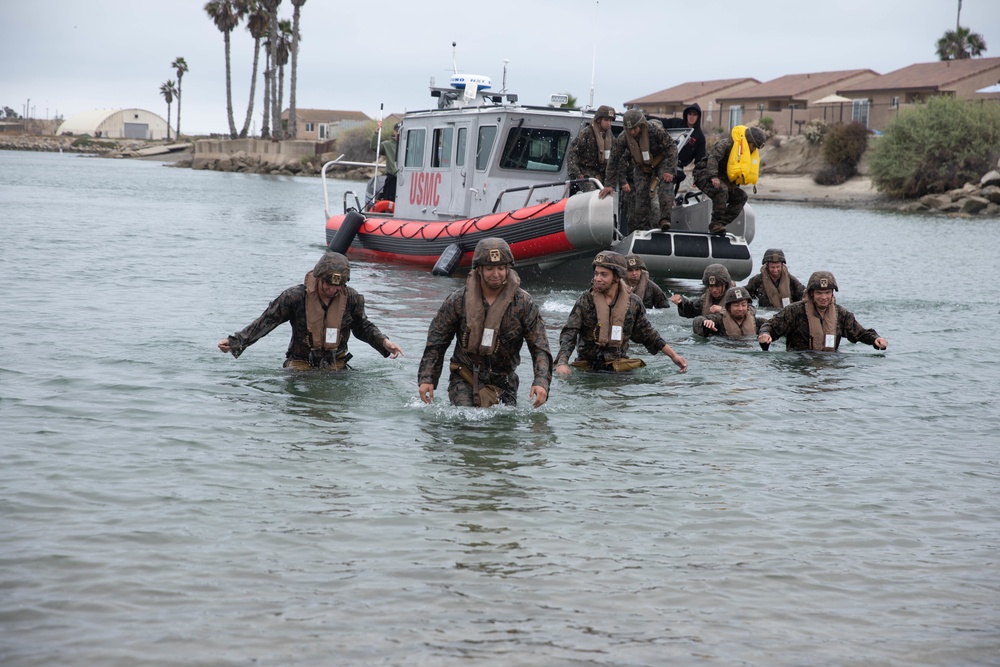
[
  {"x1": 717, "y1": 69, "x2": 880, "y2": 135},
  {"x1": 837, "y1": 57, "x2": 1000, "y2": 131},
  {"x1": 625, "y1": 78, "x2": 760, "y2": 134},
  {"x1": 282, "y1": 108, "x2": 371, "y2": 140}
]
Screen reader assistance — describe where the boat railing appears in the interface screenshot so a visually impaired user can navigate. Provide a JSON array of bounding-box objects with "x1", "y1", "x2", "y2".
[
  {"x1": 490, "y1": 178, "x2": 603, "y2": 213},
  {"x1": 321, "y1": 154, "x2": 383, "y2": 219}
]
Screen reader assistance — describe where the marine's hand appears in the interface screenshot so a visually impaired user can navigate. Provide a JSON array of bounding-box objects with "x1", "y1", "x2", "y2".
[
  {"x1": 598, "y1": 187, "x2": 613, "y2": 199},
  {"x1": 662, "y1": 172, "x2": 674, "y2": 183},
  {"x1": 670, "y1": 294, "x2": 682, "y2": 305},
  {"x1": 702, "y1": 319, "x2": 717, "y2": 331},
  {"x1": 555, "y1": 363, "x2": 572, "y2": 377},
  {"x1": 873, "y1": 337, "x2": 888, "y2": 350},
  {"x1": 672, "y1": 354, "x2": 688, "y2": 373},
  {"x1": 708, "y1": 304, "x2": 722, "y2": 314},
  {"x1": 711, "y1": 177, "x2": 720, "y2": 188},
  {"x1": 384, "y1": 339, "x2": 403, "y2": 358},
  {"x1": 418, "y1": 383, "x2": 434, "y2": 404},
  {"x1": 621, "y1": 183, "x2": 632, "y2": 194},
  {"x1": 529, "y1": 385, "x2": 548, "y2": 408},
  {"x1": 758, "y1": 333, "x2": 772, "y2": 345},
  {"x1": 218, "y1": 338, "x2": 231, "y2": 353}
]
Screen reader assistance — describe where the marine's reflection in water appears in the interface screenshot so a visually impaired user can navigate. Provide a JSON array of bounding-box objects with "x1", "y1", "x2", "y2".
[{"x1": 419, "y1": 412, "x2": 556, "y2": 575}]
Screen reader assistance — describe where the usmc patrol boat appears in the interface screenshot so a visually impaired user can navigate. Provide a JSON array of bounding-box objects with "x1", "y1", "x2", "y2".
[{"x1": 322, "y1": 73, "x2": 755, "y2": 280}]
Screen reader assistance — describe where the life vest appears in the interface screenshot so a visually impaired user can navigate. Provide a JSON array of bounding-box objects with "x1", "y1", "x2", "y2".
[{"x1": 726, "y1": 125, "x2": 760, "y2": 186}]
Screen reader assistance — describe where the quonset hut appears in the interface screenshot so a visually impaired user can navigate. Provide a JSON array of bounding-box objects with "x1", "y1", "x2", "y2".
[{"x1": 57, "y1": 109, "x2": 169, "y2": 140}]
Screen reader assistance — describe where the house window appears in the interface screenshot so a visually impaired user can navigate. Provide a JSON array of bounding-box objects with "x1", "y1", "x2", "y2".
[
  {"x1": 404, "y1": 128, "x2": 426, "y2": 168},
  {"x1": 728, "y1": 105, "x2": 743, "y2": 128},
  {"x1": 852, "y1": 99, "x2": 870, "y2": 127},
  {"x1": 305, "y1": 122, "x2": 314, "y2": 132},
  {"x1": 318, "y1": 124, "x2": 327, "y2": 139},
  {"x1": 476, "y1": 125, "x2": 498, "y2": 170},
  {"x1": 890, "y1": 96, "x2": 899, "y2": 109}
]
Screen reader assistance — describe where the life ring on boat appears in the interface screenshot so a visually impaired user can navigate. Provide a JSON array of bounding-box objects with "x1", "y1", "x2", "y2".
[
  {"x1": 328, "y1": 211, "x2": 366, "y2": 255},
  {"x1": 370, "y1": 200, "x2": 395, "y2": 213}
]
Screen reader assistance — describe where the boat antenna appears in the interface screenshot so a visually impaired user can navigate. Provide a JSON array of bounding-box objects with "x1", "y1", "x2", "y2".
[
  {"x1": 501, "y1": 59, "x2": 509, "y2": 94},
  {"x1": 372, "y1": 102, "x2": 384, "y2": 205},
  {"x1": 589, "y1": 1, "x2": 598, "y2": 108},
  {"x1": 452, "y1": 41, "x2": 458, "y2": 75}
]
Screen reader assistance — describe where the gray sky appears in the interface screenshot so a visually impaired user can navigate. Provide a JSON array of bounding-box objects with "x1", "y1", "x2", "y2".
[{"x1": 3, "y1": 0, "x2": 998, "y2": 135}]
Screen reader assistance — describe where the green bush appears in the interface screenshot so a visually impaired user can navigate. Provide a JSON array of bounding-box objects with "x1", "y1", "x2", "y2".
[
  {"x1": 335, "y1": 121, "x2": 379, "y2": 162},
  {"x1": 868, "y1": 95, "x2": 1000, "y2": 198},
  {"x1": 755, "y1": 116, "x2": 775, "y2": 137},
  {"x1": 804, "y1": 119, "x2": 828, "y2": 145},
  {"x1": 813, "y1": 122, "x2": 869, "y2": 185}
]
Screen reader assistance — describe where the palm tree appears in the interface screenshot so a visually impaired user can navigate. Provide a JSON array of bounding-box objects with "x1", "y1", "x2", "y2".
[
  {"x1": 936, "y1": 26, "x2": 987, "y2": 60},
  {"x1": 288, "y1": 0, "x2": 307, "y2": 140},
  {"x1": 261, "y1": 0, "x2": 283, "y2": 138},
  {"x1": 241, "y1": 1, "x2": 269, "y2": 137},
  {"x1": 204, "y1": 0, "x2": 242, "y2": 137},
  {"x1": 274, "y1": 19, "x2": 293, "y2": 137},
  {"x1": 160, "y1": 80, "x2": 177, "y2": 141},
  {"x1": 171, "y1": 57, "x2": 189, "y2": 138},
  {"x1": 561, "y1": 93, "x2": 579, "y2": 109}
]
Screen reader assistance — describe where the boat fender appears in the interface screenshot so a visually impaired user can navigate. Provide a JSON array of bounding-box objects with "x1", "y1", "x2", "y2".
[
  {"x1": 432, "y1": 243, "x2": 464, "y2": 277},
  {"x1": 328, "y1": 211, "x2": 365, "y2": 255}
]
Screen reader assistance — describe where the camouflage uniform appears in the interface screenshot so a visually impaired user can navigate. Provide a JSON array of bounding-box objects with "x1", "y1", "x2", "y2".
[
  {"x1": 694, "y1": 136, "x2": 748, "y2": 229},
  {"x1": 744, "y1": 271, "x2": 805, "y2": 309},
  {"x1": 556, "y1": 291, "x2": 667, "y2": 369},
  {"x1": 418, "y1": 285, "x2": 552, "y2": 406},
  {"x1": 567, "y1": 125, "x2": 612, "y2": 192},
  {"x1": 225, "y1": 285, "x2": 390, "y2": 367},
  {"x1": 637, "y1": 280, "x2": 671, "y2": 309},
  {"x1": 605, "y1": 121, "x2": 679, "y2": 231},
  {"x1": 759, "y1": 302, "x2": 882, "y2": 351}
]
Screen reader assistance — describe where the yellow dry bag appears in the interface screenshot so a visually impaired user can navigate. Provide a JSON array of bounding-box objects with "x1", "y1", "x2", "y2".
[{"x1": 726, "y1": 125, "x2": 760, "y2": 186}]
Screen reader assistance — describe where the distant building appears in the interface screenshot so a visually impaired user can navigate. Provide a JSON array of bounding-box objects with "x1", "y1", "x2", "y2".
[
  {"x1": 717, "y1": 69, "x2": 879, "y2": 135},
  {"x1": 281, "y1": 108, "x2": 371, "y2": 140},
  {"x1": 838, "y1": 57, "x2": 1000, "y2": 131},
  {"x1": 57, "y1": 109, "x2": 169, "y2": 140},
  {"x1": 625, "y1": 78, "x2": 761, "y2": 134}
]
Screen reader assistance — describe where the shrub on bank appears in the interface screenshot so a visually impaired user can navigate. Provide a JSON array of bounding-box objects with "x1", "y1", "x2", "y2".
[
  {"x1": 813, "y1": 122, "x2": 869, "y2": 185},
  {"x1": 868, "y1": 95, "x2": 1000, "y2": 198},
  {"x1": 336, "y1": 121, "x2": 380, "y2": 163}
]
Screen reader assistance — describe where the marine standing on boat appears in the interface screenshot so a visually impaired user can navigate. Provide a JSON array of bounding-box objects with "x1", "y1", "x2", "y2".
[
  {"x1": 599, "y1": 109, "x2": 678, "y2": 232},
  {"x1": 567, "y1": 105, "x2": 616, "y2": 193},
  {"x1": 660, "y1": 103, "x2": 706, "y2": 196},
  {"x1": 371, "y1": 122, "x2": 400, "y2": 202},
  {"x1": 758, "y1": 271, "x2": 889, "y2": 352},
  {"x1": 671, "y1": 263, "x2": 735, "y2": 319},
  {"x1": 743, "y1": 248, "x2": 805, "y2": 309},
  {"x1": 218, "y1": 252, "x2": 403, "y2": 369},
  {"x1": 555, "y1": 252, "x2": 687, "y2": 374},
  {"x1": 418, "y1": 238, "x2": 552, "y2": 408},
  {"x1": 693, "y1": 286, "x2": 765, "y2": 338},
  {"x1": 624, "y1": 254, "x2": 671, "y2": 309},
  {"x1": 694, "y1": 125, "x2": 767, "y2": 235}
]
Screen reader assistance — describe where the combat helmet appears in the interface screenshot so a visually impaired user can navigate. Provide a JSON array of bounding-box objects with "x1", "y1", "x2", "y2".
[
  {"x1": 472, "y1": 237, "x2": 515, "y2": 268},
  {"x1": 314, "y1": 252, "x2": 350, "y2": 285},
  {"x1": 701, "y1": 263, "x2": 733, "y2": 287},
  {"x1": 593, "y1": 251, "x2": 627, "y2": 278},
  {"x1": 761, "y1": 248, "x2": 786, "y2": 264},
  {"x1": 723, "y1": 286, "x2": 752, "y2": 307},
  {"x1": 623, "y1": 109, "x2": 646, "y2": 129},
  {"x1": 746, "y1": 126, "x2": 767, "y2": 150},
  {"x1": 624, "y1": 254, "x2": 646, "y2": 270},
  {"x1": 807, "y1": 271, "x2": 838, "y2": 292},
  {"x1": 595, "y1": 105, "x2": 616, "y2": 121}
]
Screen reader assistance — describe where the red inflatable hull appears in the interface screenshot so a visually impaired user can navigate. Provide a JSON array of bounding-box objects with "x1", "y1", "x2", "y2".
[{"x1": 324, "y1": 199, "x2": 579, "y2": 268}]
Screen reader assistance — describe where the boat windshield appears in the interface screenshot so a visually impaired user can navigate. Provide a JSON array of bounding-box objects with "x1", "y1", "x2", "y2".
[{"x1": 498, "y1": 127, "x2": 570, "y2": 172}]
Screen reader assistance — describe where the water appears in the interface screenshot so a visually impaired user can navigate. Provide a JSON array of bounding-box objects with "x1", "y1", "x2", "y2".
[{"x1": 2, "y1": 150, "x2": 998, "y2": 666}]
